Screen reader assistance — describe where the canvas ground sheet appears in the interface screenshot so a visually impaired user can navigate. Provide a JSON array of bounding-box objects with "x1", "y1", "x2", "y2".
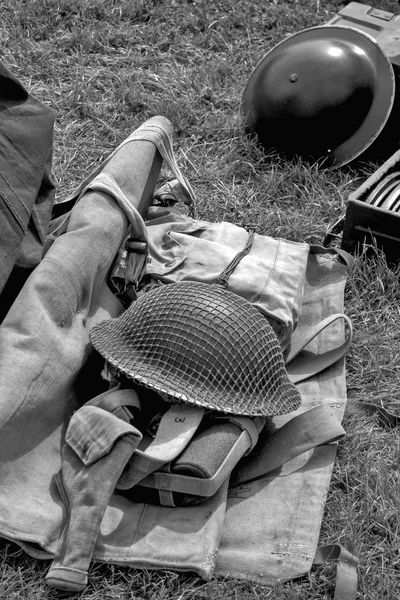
[
  {"x1": 0, "y1": 116, "x2": 350, "y2": 587},
  {"x1": 216, "y1": 249, "x2": 349, "y2": 583}
]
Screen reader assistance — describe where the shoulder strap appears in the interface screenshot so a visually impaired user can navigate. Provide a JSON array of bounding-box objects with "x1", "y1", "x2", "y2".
[
  {"x1": 141, "y1": 403, "x2": 205, "y2": 462},
  {"x1": 86, "y1": 384, "x2": 142, "y2": 423},
  {"x1": 117, "y1": 403, "x2": 204, "y2": 490},
  {"x1": 287, "y1": 313, "x2": 353, "y2": 383},
  {"x1": 231, "y1": 403, "x2": 345, "y2": 487},
  {"x1": 86, "y1": 387, "x2": 205, "y2": 490},
  {"x1": 310, "y1": 244, "x2": 355, "y2": 272},
  {"x1": 314, "y1": 544, "x2": 358, "y2": 600}
]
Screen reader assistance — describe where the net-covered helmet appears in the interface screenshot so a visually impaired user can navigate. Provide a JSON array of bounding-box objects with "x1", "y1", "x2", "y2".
[
  {"x1": 242, "y1": 25, "x2": 395, "y2": 168},
  {"x1": 89, "y1": 281, "x2": 301, "y2": 417}
]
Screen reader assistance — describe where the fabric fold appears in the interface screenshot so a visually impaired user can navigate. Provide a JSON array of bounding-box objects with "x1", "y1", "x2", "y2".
[
  {"x1": 215, "y1": 250, "x2": 351, "y2": 584},
  {"x1": 46, "y1": 408, "x2": 142, "y2": 592},
  {"x1": 0, "y1": 116, "x2": 165, "y2": 553}
]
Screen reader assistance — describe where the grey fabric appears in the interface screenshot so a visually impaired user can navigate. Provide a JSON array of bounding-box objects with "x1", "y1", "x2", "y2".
[
  {"x1": 46, "y1": 408, "x2": 142, "y2": 592},
  {"x1": 216, "y1": 250, "x2": 351, "y2": 583},
  {"x1": 115, "y1": 210, "x2": 310, "y2": 353},
  {"x1": 0, "y1": 61, "x2": 56, "y2": 321},
  {"x1": 0, "y1": 116, "x2": 353, "y2": 593},
  {"x1": 0, "y1": 116, "x2": 228, "y2": 583},
  {"x1": 0, "y1": 116, "x2": 166, "y2": 555}
]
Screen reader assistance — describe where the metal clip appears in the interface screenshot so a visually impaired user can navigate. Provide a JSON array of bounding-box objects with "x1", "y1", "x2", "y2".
[{"x1": 125, "y1": 238, "x2": 148, "y2": 254}]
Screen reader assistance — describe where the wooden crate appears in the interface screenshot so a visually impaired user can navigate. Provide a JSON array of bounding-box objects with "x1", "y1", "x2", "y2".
[{"x1": 341, "y1": 149, "x2": 400, "y2": 262}]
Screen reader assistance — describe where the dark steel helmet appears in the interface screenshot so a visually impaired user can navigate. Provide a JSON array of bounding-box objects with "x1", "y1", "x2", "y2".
[{"x1": 242, "y1": 25, "x2": 395, "y2": 168}]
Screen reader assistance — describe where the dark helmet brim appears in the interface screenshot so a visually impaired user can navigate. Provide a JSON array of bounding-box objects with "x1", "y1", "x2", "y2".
[{"x1": 242, "y1": 25, "x2": 395, "y2": 168}]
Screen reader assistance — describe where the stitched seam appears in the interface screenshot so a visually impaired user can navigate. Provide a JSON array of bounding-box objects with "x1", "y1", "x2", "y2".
[
  {"x1": 257, "y1": 238, "x2": 280, "y2": 304},
  {"x1": 48, "y1": 566, "x2": 88, "y2": 575},
  {"x1": 0, "y1": 171, "x2": 30, "y2": 215},
  {"x1": 45, "y1": 256, "x2": 84, "y2": 309},
  {"x1": 0, "y1": 190, "x2": 26, "y2": 232}
]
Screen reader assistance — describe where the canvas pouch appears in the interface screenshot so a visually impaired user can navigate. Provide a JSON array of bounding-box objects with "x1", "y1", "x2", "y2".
[
  {"x1": 130, "y1": 414, "x2": 264, "y2": 507},
  {"x1": 0, "y1": 113, "x2": 357, "y2": 596},
  {"x1": 111, "y1": 209, "x2": 310, "y2": 354},
  {"x1": 101, "y1": 210, "x2": 351, "y2": 509},
  {"x1": 85, "y1": 307, "x2": 351, "y2": 510},
  {"x1": 97, "y1": 206, "x2": 309, "y2": 506},
  {"x1": 99, "y1": 397, "x2": 266, "y2": 508}
]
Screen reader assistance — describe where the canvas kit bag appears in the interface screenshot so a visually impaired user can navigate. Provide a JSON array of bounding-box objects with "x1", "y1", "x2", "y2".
[
  {"x1": 82, "y1": 203, "x2": 351, "y2": 510},
  {"x1": 0, "y1": 116, "x2": 358, "y2": 597},
  {"x1": 73, "y1": 237, "x2": 352, "y2": 510},
  {"x1": 0, "y1": 62, "x2": 56, "y2": 322}
]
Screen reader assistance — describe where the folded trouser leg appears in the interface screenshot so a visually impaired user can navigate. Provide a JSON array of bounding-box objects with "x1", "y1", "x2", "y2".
[
  {"x1": 0, "y1": 118, "x2": 179, "y2": 564},
  {"x1": 46, "y1": 406, "x2": 142, "y2": 592}
]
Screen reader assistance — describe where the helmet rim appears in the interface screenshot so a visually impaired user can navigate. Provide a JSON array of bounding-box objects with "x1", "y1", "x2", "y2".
[
  {"x1": 242, "y1": 25, "x2": 395, "y2": 168},
  {"x1": 89, "y1": 281, "x2": 302, "y2": 417}
]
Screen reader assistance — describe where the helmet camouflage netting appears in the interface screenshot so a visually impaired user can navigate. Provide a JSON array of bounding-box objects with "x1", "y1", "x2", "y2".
[{"x1": 89, "y1": 281, "x2": 301, "y2": 416}]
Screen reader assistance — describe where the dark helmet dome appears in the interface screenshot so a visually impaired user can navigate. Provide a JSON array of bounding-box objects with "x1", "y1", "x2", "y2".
[{"x1": 242, "y1": 26, "x2": 395, "y2": 168}]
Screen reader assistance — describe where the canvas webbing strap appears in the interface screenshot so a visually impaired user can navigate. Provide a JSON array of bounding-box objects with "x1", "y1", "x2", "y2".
[
  {"x1": 287, "y1": 313, "x2": 353, "y2": 383},
  {"x1": 314, "y1": 544, "x2": 359, "y2": 600},
  {"x1": 87, "y1": 385, "x2": 142, "y2": 422},
  {"x1": 139, "y1": 404, "x2": 204, "y2": 461},
  {"x1": 139, "y1": 426, "x2": 252, "y2": 498},
  {"x1": 215, "y1": 414, "x2": 264, "y2": 455},
  {"x1": 310, "y1": 245, "x2": 355, "y2": 271},
  {"x1": 117, "y1": 403, "x2": 205, "y2": 489},
  {"x1": 231, "y1": 403, "x2": 345, "y2": 487},
  {"x1": 51, "y1": 116, "x2": 196, "y2": 238},
  {"x1": 86, "y1": 388, "x2": 205, "y2": 489},
  {"x1": 356, "y1": 400, "x2": 400, "y2": 427},
  {"x1": 138, "y1": 415, "x2": 264, "y2": 499}
]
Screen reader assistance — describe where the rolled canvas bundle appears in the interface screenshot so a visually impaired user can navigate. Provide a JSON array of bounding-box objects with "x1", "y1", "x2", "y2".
[{"x1": 0, "y1": 115, "x2": 168, "y2": 559}]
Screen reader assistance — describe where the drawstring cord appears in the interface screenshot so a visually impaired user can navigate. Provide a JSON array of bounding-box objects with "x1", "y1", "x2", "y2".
[{"x1": 216, "y1": 229, "x2": 255, "y2": 288}]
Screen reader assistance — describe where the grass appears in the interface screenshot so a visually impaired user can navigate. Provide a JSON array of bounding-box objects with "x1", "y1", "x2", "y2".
[{"x1": 1, "y1": 0, "x2": 400, "y2": 597}]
